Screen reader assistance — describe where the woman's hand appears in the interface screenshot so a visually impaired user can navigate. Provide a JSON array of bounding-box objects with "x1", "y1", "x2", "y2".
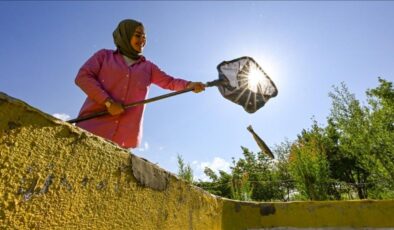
[
  {"x1": 187, "y1": 82, "x2": 206, "y2": 93},
  {"x1": 105, "y1": 99, "x2": 125, "y2": 115}
]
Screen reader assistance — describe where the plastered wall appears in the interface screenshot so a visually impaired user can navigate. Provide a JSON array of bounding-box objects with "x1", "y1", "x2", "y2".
[
  {"x1": 0, "y1": 92, "x2": 222, "y2": 229},
  {"x1": 1, "y1": 92, "x2": 394, "y2": 230},
  {"x1": 221, "y1": 199, "x2": 394, "y2": 229}
]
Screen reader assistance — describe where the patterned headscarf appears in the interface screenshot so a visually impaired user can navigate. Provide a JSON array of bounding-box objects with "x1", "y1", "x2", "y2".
[{"x1": 113, "y1": 19, "x2": 143, "y2": 60}]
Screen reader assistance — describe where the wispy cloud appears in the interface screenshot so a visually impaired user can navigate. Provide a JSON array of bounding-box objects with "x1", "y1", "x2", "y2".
[
  {"x1": 52, "y1": 113, "x2": 71, "y2": 121},
  {"x1": 192, "y1": 157, "x2": 231, "y2": 181},
  {"x1": 138, "y1": 141, "x2": 149, "y2": 152}
]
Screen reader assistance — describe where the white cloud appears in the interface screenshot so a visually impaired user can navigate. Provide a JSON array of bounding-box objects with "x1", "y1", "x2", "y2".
[
  {"x1": 192, "y1": 157, "x2": 231, "y2": 182},
  {"x1": 52, "y1": 113, "x2": 71, "y2": 121},
  {"x1": 138, "y1": 141, "x2": 149, "y2": 152}
]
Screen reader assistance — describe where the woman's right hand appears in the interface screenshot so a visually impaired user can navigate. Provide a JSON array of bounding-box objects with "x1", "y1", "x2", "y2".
[
  {"x1": 187, "y1": 82, "x2": 206, "y2": 93},
  {"x1": 105, "y1": 99, "x2": 125, "y2": 115}
]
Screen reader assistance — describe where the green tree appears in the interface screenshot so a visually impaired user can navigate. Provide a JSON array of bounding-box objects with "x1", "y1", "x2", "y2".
[
  {"x1": 365, "y1": 78, "x2": 394, "y2": 198},
  {"x1": 230, "y1": 147, "x2": 284, "y2": 201},
  {"x1": 324, "y1": 118, "x2": 352, "y2": 199},
  {"x1": 289, "y1": 122, "x2": 333, "y2": 200},
  {"x1": 195, "y1": 168, "x2": 232, "y2": 198},
  {"x1": 231, "y1": 171, "x2": 253, "y2": 201},
  {"x1": 272, "y1": 140, "x2": 296, "y2": 201},
  {"x1": 326, "y1": 79, "x2": 394, "y2": 199},
  {"x1": 196, "y1": 147, "x2": 284, "y2": 201},
  {"x1": 176, "y1": 154, "x2": 193, "y2": 183},
  {"x1": 328, "y1": 82, "x2": 377, "y2": 199},
  {"x1": 195, "y1": 78, "x2": 393, "y2": 201}
]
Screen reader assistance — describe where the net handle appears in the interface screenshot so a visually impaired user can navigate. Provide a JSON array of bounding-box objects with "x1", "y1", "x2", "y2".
[{"x1": 67, "y1": 79, "x2": 225, "y2": 124}]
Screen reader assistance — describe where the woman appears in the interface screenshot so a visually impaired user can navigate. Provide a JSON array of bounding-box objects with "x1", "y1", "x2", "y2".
[{"x1": 75, "y1": 19, "x2": 205, "y2": 148}]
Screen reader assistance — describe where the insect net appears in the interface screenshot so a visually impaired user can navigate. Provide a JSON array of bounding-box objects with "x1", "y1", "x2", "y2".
[{"x1": 216, "y1": 56, "x2": 278, "y2": 113}]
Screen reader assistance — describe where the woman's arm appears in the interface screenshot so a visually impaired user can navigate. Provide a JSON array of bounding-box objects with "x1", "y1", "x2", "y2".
[
  {"x1": 75, "y1": 49, "x2": 111, "y2": 104},
  {"x1": 150, "y1": 62, "x2": 205, "y2": 92},
  {"x1": 150, "y1": 63, "x2": 190, "y2": 91}
]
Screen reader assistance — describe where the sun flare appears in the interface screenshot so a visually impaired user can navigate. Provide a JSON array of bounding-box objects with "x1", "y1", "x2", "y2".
[{"x1": 247, "y1": 67, "x2": 263, "y2": 93}]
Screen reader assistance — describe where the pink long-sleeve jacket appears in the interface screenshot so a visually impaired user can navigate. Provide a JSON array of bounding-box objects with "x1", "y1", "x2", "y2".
[{"x1": 75, "y1": 49, "x2": 189, "y2": 148}]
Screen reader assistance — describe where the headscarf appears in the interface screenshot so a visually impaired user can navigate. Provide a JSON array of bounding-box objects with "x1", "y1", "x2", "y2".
[{"x1": 113, "y1": 19, "x2": 143, "y2": 60}]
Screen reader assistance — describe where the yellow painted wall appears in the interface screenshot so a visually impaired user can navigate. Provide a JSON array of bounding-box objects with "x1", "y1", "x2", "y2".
[
  {"x1": 221, "y1": 199, "x2": 394, "y2": 230},
  {"x1": 0, "y1": 92, "x2": 222, "y2": 229},
  {"x1": 1, "y1": 92, "x2": 394, "y2": 230}
]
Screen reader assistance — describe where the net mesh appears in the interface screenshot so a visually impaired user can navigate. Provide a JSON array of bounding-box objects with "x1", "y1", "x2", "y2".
[{"x1": 216, "y1": 56, "x2": 278, "y2": 113}]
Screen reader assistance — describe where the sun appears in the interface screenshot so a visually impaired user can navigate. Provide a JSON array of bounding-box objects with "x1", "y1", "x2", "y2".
[{"x1": 247, "y1": 67, "x2": 263, "y2": 93}]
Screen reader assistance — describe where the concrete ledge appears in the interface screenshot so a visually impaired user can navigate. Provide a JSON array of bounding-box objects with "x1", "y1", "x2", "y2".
[
  {"x1": 221, "y1": 199, "x2": 394, "y2": 230},
  {"x1": 1, "y1": 91, "x2": 394, "y2": 230}
]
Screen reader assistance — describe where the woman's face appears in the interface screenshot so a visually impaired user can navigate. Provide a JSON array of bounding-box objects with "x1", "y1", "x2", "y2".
[{"x1": 130, "y1": 25, "x2": 146, "y2": 53}]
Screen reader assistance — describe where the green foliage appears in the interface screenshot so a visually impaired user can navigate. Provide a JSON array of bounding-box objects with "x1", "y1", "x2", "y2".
[
  {"x1": 197, "y1": 146, "x2": 293, "y2": 201},
  {"x1": 176, "y1": 154, "x2": 194, "y2": 183},
  {"x1": 195, "y1": 78, "x2": 393, "y2": 201},
  {"x1": 271, "y1": 140, "x2": 295, "y2": 201},
  {"x1": 195, "y1": 169, "x2": 232, "y2": 198},
  {"x1": 328, "y1": 83, "x2": 372, "y2": 198},
  {"x1": 231, "y1": 172, "x2": 253, "y2": 201},
  {"x1": 366, "y1": 78, "x2": 394, "y2": 186},
  {"x1": 230, "y1": 147, "x2": 271, "y2": 201},
  {"x1": 327, "y1": 79, "x2": 394, "y2": 199},
  {"x1": 289, "y1": 122, "x2": 334, "y2": 200}
]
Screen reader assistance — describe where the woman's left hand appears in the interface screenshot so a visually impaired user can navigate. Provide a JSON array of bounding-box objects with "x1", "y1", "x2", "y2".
[{"x1": 187, "y1": 82, "x2": 206, "y2": 93}]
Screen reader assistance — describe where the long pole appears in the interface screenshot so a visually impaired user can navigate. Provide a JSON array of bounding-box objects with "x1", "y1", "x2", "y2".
[{"x1": 67, "y1": 79, "x2": 223, "y2": 124}]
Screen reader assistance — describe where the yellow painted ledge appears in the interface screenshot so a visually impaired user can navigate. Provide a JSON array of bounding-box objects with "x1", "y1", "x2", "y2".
[
  {"x1": 221, "y1": 199, "x2": 394, "y2": 230},
  {"x1": 1, "y1": 92, "x2": 394, "y2": 230}
]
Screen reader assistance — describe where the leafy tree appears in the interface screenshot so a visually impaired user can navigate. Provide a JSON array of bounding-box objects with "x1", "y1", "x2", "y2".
[
  {"x1": 230, "y1": 171, "x2": 253, "y2": 201},
  {"x1": 367, "y1": 78, "x2": 394, "y2": 177},
  {"x1": 231, "y1": 147, "x2": 283, "y2": 201},
  {"x1": 195, "y1": 168, "x2": 232, "y2": 198},
  {"x1": 328, "y1": 82, "x2": 377, "y2": 199},
  {"x1": 273, "y1": 140, "x2": 296, "y2": 201},
  {"x1": 195, "y1": 78, "x2": 393, "y2": 201},
  {"x1": 364, "y1": 78, "x2": 394, "y2": 198},
  {"x1": 196, "y1": 147, "x2": 284, "y2": 201},
  {"x1": 289, "y1": 122, "x2": 333, "y2": 200},
  {"x1": 176, "y1": 154, "x2": 193, "y2": 183}
]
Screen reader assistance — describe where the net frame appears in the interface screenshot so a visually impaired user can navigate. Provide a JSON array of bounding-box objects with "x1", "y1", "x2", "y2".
[{"x1": 216, "y1": 56, "x2": 278, "y2": 113}]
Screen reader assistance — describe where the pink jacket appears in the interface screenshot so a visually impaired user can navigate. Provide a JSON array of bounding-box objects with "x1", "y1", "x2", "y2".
[{"x1": 75, "y1": 49, "x2": 189, "y2": 148}]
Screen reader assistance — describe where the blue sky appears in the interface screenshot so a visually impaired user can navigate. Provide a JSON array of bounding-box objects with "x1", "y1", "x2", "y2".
[{"x1": 1, "y1": 1, "x2": 393, "y2": 180}]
